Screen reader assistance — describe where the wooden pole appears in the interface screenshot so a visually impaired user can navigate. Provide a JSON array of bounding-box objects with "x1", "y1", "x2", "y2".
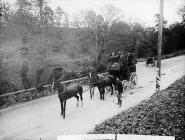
[
  {"x1": 0, "y1": 0, "x2": 2, "y2": 33},
  {"x1": 156, "y1": 0, "x2": 163, "y2": 92}
]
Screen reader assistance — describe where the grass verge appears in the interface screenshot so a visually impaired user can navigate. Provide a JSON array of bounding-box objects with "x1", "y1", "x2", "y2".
[{"x1": 89, "y1": 76, "x2": 185, "y2": 140}]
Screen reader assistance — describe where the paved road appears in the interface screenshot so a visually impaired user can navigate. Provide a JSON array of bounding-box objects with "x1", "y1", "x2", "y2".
[{"x1": 0, "y1": 55, "x2": 185, "y2": 140}]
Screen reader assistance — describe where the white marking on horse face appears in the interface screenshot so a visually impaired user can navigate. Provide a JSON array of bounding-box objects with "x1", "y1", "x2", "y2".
[
  {"x1": 51, "y1": 81, "x2": 54, "y2": 92},
  {"x1": 89, "y1": 72, "x2": 92, "y2": 78}
]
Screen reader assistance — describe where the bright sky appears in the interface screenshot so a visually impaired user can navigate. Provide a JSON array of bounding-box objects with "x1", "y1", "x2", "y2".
[{"x1": 6, "y1": 0, "x2": 183, "y2": 27}]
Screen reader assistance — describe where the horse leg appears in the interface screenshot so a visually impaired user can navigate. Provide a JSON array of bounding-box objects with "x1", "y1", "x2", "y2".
[
  {"x1": 63, "y1": 100, "x2": 66, "y2": 118},
  {"x1": 110, "y1": 85, "x2": 113, "y2": 95},
  {"x1": 90, "y1": 87, "x2": 92, "y2": 99},
  {"x1": 79, "y1": 89, "x2": 83, "y2": 106},
  {"x1": 74, "y1": 95, "x2": 79, "y2": 107},
  {"x1": 90, "y1": 86, "x2": 93, "y2": 99},
  {"x1": 59, "y1": 98, "x2": 63, "y2": 115},
  {"x1": 102, "y1": 88, "x2": 105, "y2": 100},
  {"x1": 118, "y1": 98, "x2": 122, "y2": 107},
  {"x1": 117, "y1": 89, "x2": 123, "y2": 107},
  {"x1": 101, "y1": 88, "x2": 104, "y2": 100},
  {"x1": 99, "y1": 89, "x2": 102, "y2": 100},
  {"x1": 97, "y1": 86, "x2": 102, "y2": 100},
  {"x1": 92, "y1": 87, "x2": 95, "y2": 99}
]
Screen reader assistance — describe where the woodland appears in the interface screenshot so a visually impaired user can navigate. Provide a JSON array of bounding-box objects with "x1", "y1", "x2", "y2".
[{"x1": 0, "y1": 0, "x2": 185, "y2": 94}]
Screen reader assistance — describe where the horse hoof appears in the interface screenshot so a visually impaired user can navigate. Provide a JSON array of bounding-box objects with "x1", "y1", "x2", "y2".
[
  {"x1": 116, "y1": 102, "x2": 120, "y2": 105},
  {"x1": 119, "y1": 102, "x2": 122, "y2": 107}
]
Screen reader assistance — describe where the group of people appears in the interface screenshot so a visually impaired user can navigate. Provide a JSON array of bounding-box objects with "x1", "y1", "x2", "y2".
[{"x1": 108, "y1": 51, "x2": 137, "y2": 81}]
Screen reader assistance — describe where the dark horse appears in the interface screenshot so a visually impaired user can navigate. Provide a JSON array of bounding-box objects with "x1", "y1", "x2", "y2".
[
  {"x1": 88, "y1": 72, "x2": 109, "y2": 99},
  {"x1": 90, "y1": 73, "x2": 123, "y2": 106},
  {"x1": 52, "y1": 81, "x2": 83, "y2": 118}
]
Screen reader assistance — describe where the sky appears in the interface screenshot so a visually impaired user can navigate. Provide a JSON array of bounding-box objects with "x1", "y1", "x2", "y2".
[{"x1": 6, "y1": 0, "x2": 184, "y2": 27}]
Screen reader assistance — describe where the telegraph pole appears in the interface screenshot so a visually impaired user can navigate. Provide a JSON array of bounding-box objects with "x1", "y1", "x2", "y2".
[
  {"x1": 156, "y1": 0, "x2": 163, "y2": 92},
  {"x1": 0, "y1": 0, "x2": 2, "y2": 33}
]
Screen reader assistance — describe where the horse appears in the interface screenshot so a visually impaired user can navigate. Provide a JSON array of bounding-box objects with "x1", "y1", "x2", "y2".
[
  {"x1": 52, "y1": 81, "x2": 83, "y2": 118},
  {"x1": 88, "y1": 72, "x2": 110, "y2": 99},
  {"x1": 90, "y1": 73, "x2": 123, "y2": 106},
  {"x1": 97, "y1": 74, "x2": 115, "y2": 98}
]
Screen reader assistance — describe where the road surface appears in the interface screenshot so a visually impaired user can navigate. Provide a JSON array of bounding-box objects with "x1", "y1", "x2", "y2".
[{"x1": 0, "y1": 55, "x2": 185, "y2": 140}]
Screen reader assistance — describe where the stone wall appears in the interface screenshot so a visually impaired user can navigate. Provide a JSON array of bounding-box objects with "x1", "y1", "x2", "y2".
[{"x1": 0, "y1": 77, "x2": 89, "y2": 109}]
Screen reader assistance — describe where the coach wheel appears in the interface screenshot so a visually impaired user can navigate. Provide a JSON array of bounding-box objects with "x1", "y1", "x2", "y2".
[{"x1": 129, "y1": 73, "x2": 138, "y2": 89}]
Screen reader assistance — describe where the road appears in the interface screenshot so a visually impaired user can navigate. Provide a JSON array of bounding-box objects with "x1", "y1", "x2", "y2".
[{"x1": 0, "y1": 55, "x2": 185, "y2": 140}]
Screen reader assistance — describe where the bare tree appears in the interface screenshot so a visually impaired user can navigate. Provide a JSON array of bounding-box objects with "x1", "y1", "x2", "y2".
[
  {"x1": 178, "y1": 0, "x2": 185, "y2": 23},
  {"x1": 154, "y1": 14, "x2": 167, "y2": 29},
  {"x1": 63, "y1": 12, "x2": 69, "y2": 28},
  {"x1": 71, "y1": 14, "x2": 81, "y2": 28},
  {"x1": 102, "y1": 5, "x2": 122, "y2": 27},
  {"x1": 43, "y1": 6, "x2": 54, "y2": 26},
  {"x1": 37, "y1": 0, "x2": 44, "y2": 20},
  {"x1": 54, "y1": 6, "x2": 64, "y2": 27},
  {"x1": 100, "y1": 5, "x2": 123, "y2": 49},
  {"x1": 81, "y1": 10, "x2": 97, "y2": 48}
]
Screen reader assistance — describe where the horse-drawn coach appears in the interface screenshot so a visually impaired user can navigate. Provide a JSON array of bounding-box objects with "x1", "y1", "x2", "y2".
[
  {"x1": 89, "y1": 52, "x2": 138, "y2": 107},
  {"x1": 146, "y1": 57, "x2": 156, "y2": 67},
  {"x1": 44, "y1": 52, "x2": 138, "y2": 118},
  {"x1": 108, "y1": 52, "x2": 138, "y2": 92}
]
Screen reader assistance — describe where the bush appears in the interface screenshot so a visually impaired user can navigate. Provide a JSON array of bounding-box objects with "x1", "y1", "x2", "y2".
[
  {"x1": 0, "y1": 80, "x2": 18, "y2": 95},
  {"x1": 96, "y1": 64, "x2": 107, "y2": 73},
  {"x1": 62, "y1": 71, "x2": 80, "y2": 81},
  {"x1": 162, "y1": 49, "x2": 185, "y2": 60}
]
